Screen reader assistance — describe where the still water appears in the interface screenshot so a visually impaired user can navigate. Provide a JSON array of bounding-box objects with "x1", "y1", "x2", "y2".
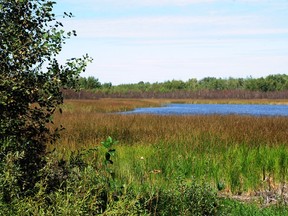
[{"x1": 121, "y1": 104, "x2": 288, "y2": 117}]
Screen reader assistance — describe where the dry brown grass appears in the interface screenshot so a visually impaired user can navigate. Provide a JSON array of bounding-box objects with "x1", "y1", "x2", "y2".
[
  {"x1": 60, "y1": 98, "x2": 162, "y2": 113},
  {"x1": 48, "y1": 99, "x2": 288, "y2": 195},
  {"x1": 52, "y1": 99, "x2": 288, "y2": 151}
]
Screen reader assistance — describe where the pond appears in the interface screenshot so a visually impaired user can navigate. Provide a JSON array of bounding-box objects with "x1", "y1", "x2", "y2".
[{"x1": 121, "y1": 103, "x2": 288, "y2": 117}]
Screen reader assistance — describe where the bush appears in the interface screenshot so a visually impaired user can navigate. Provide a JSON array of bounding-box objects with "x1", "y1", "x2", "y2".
[
  {"x1": 143, "y1": 179, "x2": 221, "y2": 215},
  {"x1": 0, "y1": 0, "x2": 91, "y2": 199}
]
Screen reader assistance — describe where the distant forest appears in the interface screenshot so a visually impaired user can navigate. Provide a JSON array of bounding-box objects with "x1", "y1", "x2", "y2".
[{"x1": 63, "y1": 74, "x2": 288, "y2": 99}]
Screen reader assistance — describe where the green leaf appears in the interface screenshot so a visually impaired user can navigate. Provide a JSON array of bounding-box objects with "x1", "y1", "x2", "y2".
[
  {"x1": 0, "y1": 0, "x2": 91, "y2": 194},
  {"x1": 101, "y1": 136, "x2": 114, "y2": 148}
]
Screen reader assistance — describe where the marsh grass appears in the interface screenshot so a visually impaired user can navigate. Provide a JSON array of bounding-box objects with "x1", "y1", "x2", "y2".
[
  {"x1": 27, "y1": 98, "x2": 288, "y2": 215},
  {"x1": 51, "y1": 99, "x2": 288, "y2": 197},
  {"x1": 3, "y1": 98, "x2": 288, "y2": 215}
]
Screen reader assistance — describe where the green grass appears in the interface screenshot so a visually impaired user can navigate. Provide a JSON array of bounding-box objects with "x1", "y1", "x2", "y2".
[
  {"x1": 53, "y1": 99, "x2": 288, "y2": 193},
  {"x1": 3, "y1": 98, "x2": 287, "y2": 215}
]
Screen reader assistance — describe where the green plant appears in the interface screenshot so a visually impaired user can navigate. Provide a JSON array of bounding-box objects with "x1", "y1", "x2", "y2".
[
  {"x1": 0, "y1": 143, "x2": 23, "y2": 203},
  {"x1": 101, "y1": 136, "x2": 123, "y2": 199},
  {"x1": 142, "y1": 179, "x2": 220, "y2": 216},
  {"x1": 221, "y1": 198, "x2": 288, "y2": 216},
  {"x1": 5, "y1": 137, "x2": 120, "y2": 215},
  {"x1": 101, "y1": 136, "x2": 118, "y2": 178},
  {"x1": 0, "y1": 0, "x2": 91, "y2": 199},
  {"x1": 102, "y1": 136, "x2": 118, "y2": 165}
]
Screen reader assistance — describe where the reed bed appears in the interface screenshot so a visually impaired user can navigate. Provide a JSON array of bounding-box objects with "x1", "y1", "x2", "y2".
[{"x1": 52, "y1": 99, "x2": 288, "y2": 197}]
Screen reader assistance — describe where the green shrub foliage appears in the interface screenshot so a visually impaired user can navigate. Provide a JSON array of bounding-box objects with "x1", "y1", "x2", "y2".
[
  {"x1": 0, "y1": 0, "x2": 91, "y2": 198},
  {"x1": 143, "y1": 179, "x2": 220, "y2": 216}
]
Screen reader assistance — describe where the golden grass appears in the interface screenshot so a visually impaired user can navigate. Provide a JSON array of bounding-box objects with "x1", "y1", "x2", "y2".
[
  {"x1": 53, "y1": 99, "x2": 288, "y2": 150},
  {"x1": 61, "y1": 98, "x2": 288, "y2": 114},
  {"x1": 50, "y1": 99, "x2": 288, "y2": 194},
  {"x1": 60, "y1": 98, "x2": 162, "y2": 113}
]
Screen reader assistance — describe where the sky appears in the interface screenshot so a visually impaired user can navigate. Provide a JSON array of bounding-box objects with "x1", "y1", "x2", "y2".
[{"x1": 54, "y1": 0, "x2": 288, "y2": 85}]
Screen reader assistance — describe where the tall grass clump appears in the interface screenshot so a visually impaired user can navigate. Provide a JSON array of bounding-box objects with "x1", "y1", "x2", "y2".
[
  {"x1": 54, "y1": 99, "x2": 288, "y2": 197},
  {"x1": 1, "y1": 136, "x2": 225, "y2": 215},
  {"x1": 8, "y1": 98, "x2": 281, "y2": 215},
  {"x1": 3, "y1": 98, "x2": 288, "y2": 214}
]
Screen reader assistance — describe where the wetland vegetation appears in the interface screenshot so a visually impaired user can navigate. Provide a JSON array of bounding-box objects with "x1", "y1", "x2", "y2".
[
  {"x1": 2, "y1": 96, "x2": 288, "y2": 215},
  {"x1": 49, "y1": 98, "x2": 288, "y2": 215},
  {"x1": 2, "y1": 0, "x2": 288, "y2": 214}
]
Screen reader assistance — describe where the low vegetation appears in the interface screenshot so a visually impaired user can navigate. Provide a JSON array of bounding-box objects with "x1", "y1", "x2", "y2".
[
  {"x1": 50, "y1": 99, "x2": 288, "y2": 214},
  {"x1": 2, "y1": 97, "x2": 288, "y2": 214},
  {"x1": 2, "y1": 0, "x2": 288, "y2": 215}
]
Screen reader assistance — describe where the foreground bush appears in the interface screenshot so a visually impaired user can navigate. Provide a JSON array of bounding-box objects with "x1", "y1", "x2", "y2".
[
  {"x1": 141, "y1": 179, "x2": 220, "y2": 215},
  {"x1": 0, "y1": 138, "x2": 221, "y2": 215},
  {"x1": 0, "y1": 0, "x2": 91, "y2": 201},
  {"x1": 2, "y1": 137, "x2": 288, "y2": 215}
]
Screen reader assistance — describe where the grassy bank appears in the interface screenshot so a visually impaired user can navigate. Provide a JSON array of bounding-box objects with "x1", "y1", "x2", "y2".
[
  {"x1": 2, "y1": 98, "x2": 288, "y2": 215},
  {"x1": 41, "y1": 99, "x2": 288, "y2": 213}
]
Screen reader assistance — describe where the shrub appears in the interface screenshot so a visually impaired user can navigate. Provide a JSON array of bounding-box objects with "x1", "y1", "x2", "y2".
[
  {"x1": 0, "y1": 0, "x2": 91, "y2": 199},
  {"x1": 143, "y1": 179, "x2": 221, "y2": 215}
]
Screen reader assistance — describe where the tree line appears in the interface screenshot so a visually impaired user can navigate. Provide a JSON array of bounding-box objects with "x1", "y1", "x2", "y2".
[
  {"x1": 61, "y1": 74, "x2": 288, "y2": 99},
  {"x1": 78, "y1": 74, "x2": 288, "y2": 93}
]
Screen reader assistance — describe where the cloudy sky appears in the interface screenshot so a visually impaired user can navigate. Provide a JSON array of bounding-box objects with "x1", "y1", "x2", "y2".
[{"x1": 54, "y1": 0, "x2": 288, "y2": 85}]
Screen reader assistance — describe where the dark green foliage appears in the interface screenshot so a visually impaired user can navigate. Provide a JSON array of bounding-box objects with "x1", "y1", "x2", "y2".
[
  {"x1": 0, "y1": 0, "x2": 91, "y2": 199},
  {"x1": 74, "y1": 74, "x2": 288, "y2": 99},
  {"x1": 87, "y1": 74, "x2": 288, "y2": 93},
  {"x1": 102, "y1": 136, "x2": 118, "y2": 165},
  {"x1": 1, "y1": 137, "x2": 288, "y2": 215},
  {"x1": 143, "y1": 179, "x2": 221, "y2": 216},
  {"x1": 79, "y1": 76, "x2": 101, "y2": 89},
  {"x1": 221, "y1": 199, "x2": 288, "y2": 216}
]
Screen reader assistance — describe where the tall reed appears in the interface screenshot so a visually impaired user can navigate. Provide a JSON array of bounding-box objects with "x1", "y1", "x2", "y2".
[{"x1": 52, "y1": 99, "x2": 288, "y2": 195}]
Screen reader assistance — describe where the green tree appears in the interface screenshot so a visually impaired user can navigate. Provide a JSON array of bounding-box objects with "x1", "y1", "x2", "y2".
[
  {"x1": 244, "y1": 76, "x2": 258, "y2": 91},
  {"x1": 102, "y1": 82, "x2": 112, "y2": 89},
  {"x1": 186, "y1": 78, "x2": 199, "y2": 91},
  {"x1": 78, "y1": 76, "x2": 101, "y2": 89},
  {"x1": 79, "y1": 76, "x2": 88, "y2": 89},
  {"x1": 199, "y1": 77, "x2": 226, "y2": 90},
  {"x1": 87, "y1": 76, "x2": 101, "y2": 89},
  {"x1": 226, "y1": 77, "x2": 244, "y2": 90},
  {"x1": 162, "y1": 80, "x2": 186, "y2": 91},
  {"x1": 0, "y1": 0, "x2": 92, "y2": 199},
  {"x1": 265, "y1": 74, "x2": 288, "y2": 91}
]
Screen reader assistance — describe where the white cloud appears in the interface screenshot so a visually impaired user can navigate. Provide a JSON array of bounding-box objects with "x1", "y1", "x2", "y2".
[{"x1": 63, "y1": 15, "x2": 287, "y2": 41}]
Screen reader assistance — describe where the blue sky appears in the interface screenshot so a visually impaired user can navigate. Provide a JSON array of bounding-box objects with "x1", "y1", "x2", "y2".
[{"x1": 54, "y1": 0, "x2": 288, "y2": 85}]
